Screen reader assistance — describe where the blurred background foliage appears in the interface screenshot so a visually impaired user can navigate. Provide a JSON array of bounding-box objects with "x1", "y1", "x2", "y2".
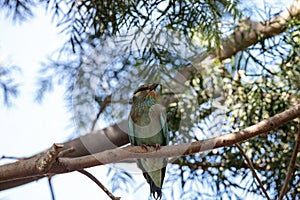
[{"x1": 1, "y1": 0, "x2": 299, "y2": 199}]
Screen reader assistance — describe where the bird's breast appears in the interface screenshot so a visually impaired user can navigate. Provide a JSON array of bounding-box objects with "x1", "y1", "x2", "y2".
[{"x1": 130, "y1": 103, "x2": 166, "y2": 145}]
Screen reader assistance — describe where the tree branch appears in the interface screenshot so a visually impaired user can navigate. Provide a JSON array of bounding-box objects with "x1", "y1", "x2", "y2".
[
  {"x1": 36, "y1": 143, "x2": 64, "y2": 173},
  {"x1": 91, "y1": 95, "x2": 129, "y2": 131},
  {"x1": 77, "y1": 169, "x2": 120, "y2": 200},
  {"x1": 235, "y1": 143, "x2": 270, "y2": 200},
  {"x1": 48, "y1": 176, "x2": 56, "y2": 200},
  {"x1": 278, "y1": 121, "x2": 300, "y2": 200},
  {"x1": 217, "y1": 0, "x2": 300, "y2": 61},
  {"x1": 43, "y1": 120, "x2": 130, "y2": 159},
  {"x1": 184, "y1": 0, "x2": 300, "y2": 77},
  {"x1": 91, "y1": 95, "x2": 112, "y2": 131},
  {"x1": 1, "y1": 104, "x2": 299, "y2": 190},
  {"x1": 57, "y1": 104, "x2": 300, "y2": 171},
  {"x1": 0, "y1": 121, "x2": 130, "y2": 190}
]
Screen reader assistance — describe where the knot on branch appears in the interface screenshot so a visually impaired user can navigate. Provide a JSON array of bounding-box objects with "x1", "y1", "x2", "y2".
[{"x1": 36, "y1": 143, "x2": 64, "y2": 173}]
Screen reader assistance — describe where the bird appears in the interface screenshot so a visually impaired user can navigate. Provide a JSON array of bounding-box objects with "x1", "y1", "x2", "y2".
[{"x1": 128, "y1": 83, "x2": 169, "y2": 200}]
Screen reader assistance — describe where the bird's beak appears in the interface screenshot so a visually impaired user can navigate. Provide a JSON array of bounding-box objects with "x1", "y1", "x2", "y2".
[{"x1": 149, "y1": 83, "x2": 159, "y2": 91}]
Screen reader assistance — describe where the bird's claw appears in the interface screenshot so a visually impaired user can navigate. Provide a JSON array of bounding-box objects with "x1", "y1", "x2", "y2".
[
  {"x1": 141, "y1": 144, "x2": 149, "y2": 150},
  {"x1": 154, "y1": 144, "x2": 161, "y2": 151},
  {"x1": 140, "y1": 144, "x2": 161, "y2": 151}
]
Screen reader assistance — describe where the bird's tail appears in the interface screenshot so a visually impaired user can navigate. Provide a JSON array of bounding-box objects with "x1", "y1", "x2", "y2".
[
  {"x1": 143, "y1": 171, "x2": 162, "y2": 200},
  {"x1": 137, "y1": 159, "x2": 166, "y2": 200}
]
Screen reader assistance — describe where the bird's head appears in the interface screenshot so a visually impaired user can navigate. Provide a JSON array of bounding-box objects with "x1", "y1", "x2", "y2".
[{"x1": 132, "y1": 83, "x2": 159, "y2": 103}]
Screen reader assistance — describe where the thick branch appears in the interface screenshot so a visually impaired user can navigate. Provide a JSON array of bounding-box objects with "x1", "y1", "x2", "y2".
[
  {"x1": 217, "y1": 0, "x2": 300, "y2": 60},
  {"x1": 0, "y1": 121, "x2": 130, "y2": 190},
  {"x1": 39, "y1": 120, "x2": 130, "y2": 159},
  {"x1": 170, "y1": 0, "x2": 300, "y2": 100},
  {"x1": 1, "y1": 104, "x2": 299, "y2": 189},
  {"x1": 56, "y1": 104, "x2": 300, "y2": 170}
]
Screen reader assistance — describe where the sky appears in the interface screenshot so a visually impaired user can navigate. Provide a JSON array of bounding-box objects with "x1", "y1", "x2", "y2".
[{"x1": 0, "y1": 6, "x2": 148, "y2": 200}]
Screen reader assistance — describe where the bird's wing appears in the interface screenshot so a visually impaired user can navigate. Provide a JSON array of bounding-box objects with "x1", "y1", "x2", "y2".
[
  {"x1": 159, "y1": 110, "x2": 169, "y2": 145},
  {"x1": 128, "y1": 116, "x2": 136, "y2": 145}
]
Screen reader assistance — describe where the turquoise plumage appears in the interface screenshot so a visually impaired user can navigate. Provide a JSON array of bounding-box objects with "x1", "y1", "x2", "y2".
[{"x1": 128, "y1": 83, "x2": 169, "y2": 200}]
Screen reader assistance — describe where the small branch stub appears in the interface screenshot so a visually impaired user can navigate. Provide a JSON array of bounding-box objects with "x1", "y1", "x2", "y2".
[{"x1": 36, "y1": 143, "x2": 64, "y2": 173}]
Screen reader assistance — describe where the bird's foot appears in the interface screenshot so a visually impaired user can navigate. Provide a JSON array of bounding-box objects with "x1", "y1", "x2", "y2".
[
  {"x1": 141, "y1": 144, "x2": 149, "y2": 150},
  {"x1": 154, "y1": 144, "x2": 161, "y2": 151},
  {"x1": 140, "y1": 144, "x2": 161, "y2": 151}
]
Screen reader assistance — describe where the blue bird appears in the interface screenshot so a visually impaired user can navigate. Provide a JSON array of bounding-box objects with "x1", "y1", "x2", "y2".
[{"x1": 128, "y1": 83, "x2": 169, "y2": 200}]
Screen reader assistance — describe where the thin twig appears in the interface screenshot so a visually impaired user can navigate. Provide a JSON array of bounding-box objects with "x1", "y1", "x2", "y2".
[
  {"x1": 1, "y1": 155, "x2": 25, "y2": 161},
  {"x1": 91, "y1": 96, "x2": 129, "y2": 131},
  {"x1": 235, "y1": 143, "x2": 270, "y2": 200},
  {"x1": 91, "y1": 96, "x2": 111, "y2": 131},
  {"x1": 48, "y1": 176, "x2": 56, "y2": 200},
  {"x1": 278, "y1": 121, "x2": 300, "y2": 200},
  {"x1": 77, "y1": 169, "x2": 120, "y2": 200}
]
